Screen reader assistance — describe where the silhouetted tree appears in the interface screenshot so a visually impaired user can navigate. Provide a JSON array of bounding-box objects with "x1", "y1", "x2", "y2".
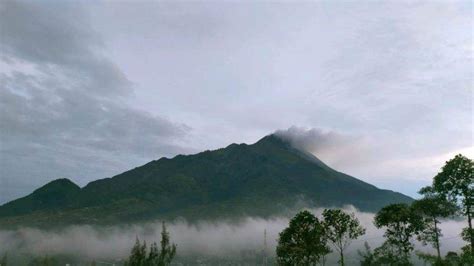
[
  {"x1": 412, "y1": 186, "x2": 457, "y2": 261},
  {"x1": 276, "y1": 210, "x2": 330, "y2": 265},
  {"x1": 372, "y1": 241, "x2": 404, "y2": 266},
  {"x1": 322, "y1": 209, "x2": 365, "y2": 266},
  {"x1": 431, "y1": 154, "x2": 473, "y2": 252},
  {"x1": 444, "y1": 251, "x2": 461, "y2": 265},
  {"x1": 146, "y1": 242, "x2": 159, "y2": 265},
  {"x1": 0, "y1": 253, "x2": 6, "y2": 266},
  {"x1": 28, "y1": 256, "x2": 58, "y2": 266},
  {"x1": 126, "y1": 238, "x2": 147, "y2": 266},
  {"x1": 125, "y1": 222, "x2": 176, "y2": 266},
  {"x1": 374, "y1": 203, "x2": 424, "y2": 264},
  {"x1": 157, "y1": 222, "x2": 176, "y2": 266}
]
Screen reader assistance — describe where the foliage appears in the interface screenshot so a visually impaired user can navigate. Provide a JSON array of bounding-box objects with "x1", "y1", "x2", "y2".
[
  {"x1": 276, "y1": 210, "x2": 330, "y2": 265},
  {"x1": 415, "y1": 251, "x2": 440, "y2": 265},
  {"x1": 360, "y1": 242, "x2": 416, "y2": 266},
  {"x1": 374, "y1": 203, "x2": 424, "y2": 264},
  {"x1": 412, "y1": 188, "x2": 457, "y2": 260},
  {"x1": 125, "y1": 222, "x2": 176, "y2": 266},
  {"x1": 431, "y1": 154, "x2": 473, "y2": 251},
  {"x1": 460, "y1": 245, "x2": 474, "y2": 265},
  {"x1": 358, "y1": 242, "x2": 375, "y2": 266},
  {"x1": 373, "y1": 241, "x2": 411, "y2": 266},
  {"x1": 157, "y1": 222, "x2": 177, "y2": 265},
  {"x1": 322, "y1": 209, "x2": 365, "y2": 265},
  {"x1": 27, "y1": 256, "x2": 58, "y2": 266},
  {"x1": 444, "y1": 252, "x2": 461, "y2": 265},
  {"x1": 0, "y1": 254, "x2": 6, "y2": 266},
  {"x1": 126, "y1": 238, "x2": 147, "y2": 266}
]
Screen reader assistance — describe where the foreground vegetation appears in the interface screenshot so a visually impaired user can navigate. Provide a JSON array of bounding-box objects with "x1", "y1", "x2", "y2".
[
  {"x1": 124, "y1": 222, "x2": 176, "y2": 266},
  {"x1": 276, "y1": 154, "x2": 473, "y2": 265}
]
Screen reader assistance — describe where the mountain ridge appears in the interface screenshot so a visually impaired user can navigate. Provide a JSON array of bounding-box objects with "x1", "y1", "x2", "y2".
[{"x1": 0, "y1": 134, "x2": 412, "y2": 228}]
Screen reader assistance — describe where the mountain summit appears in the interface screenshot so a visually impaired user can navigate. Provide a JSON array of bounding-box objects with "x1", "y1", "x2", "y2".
[{"x1": 0, "y1": 134, "x2": 412, "y2": 228}]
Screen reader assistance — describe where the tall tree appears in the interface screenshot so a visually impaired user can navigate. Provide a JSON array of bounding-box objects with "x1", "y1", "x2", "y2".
[
  {"x1": 146, "y1": 242, "x2": 159, "y2": 265},
  {"x1": 374, "y1": 203, "x2": 424, "y2": 264},
  {"x1": 412, "y1": 186, "x2": 457, "y2": 261},
  {"x1": 276, "y1": 210, "x2": 330, "y2": 265},
  {"x1": 431, "y1": 154, "x2": 473, "y2": 252},
  {"x1": 125, "y1": 223, "x2": 177, "y2": 266},
  {"x1": 158, "y1": 222, "x2": 177, "y2": 266},
  {"x1": 126, "y1": 238, "x2": 147, "y2": 266},
  {"x1": 322, "y1": 209, "x2": 365, "y2": 266}
]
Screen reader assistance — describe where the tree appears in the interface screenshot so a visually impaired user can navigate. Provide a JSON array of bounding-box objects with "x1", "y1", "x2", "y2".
[
  {"x1": 322, "y1": 209, "x2": 365, "y2": 266},
  {"x1": 0, "y1": 254, "x2": 6, "y2": 266},
  {"x1": 372, "y1": 241, "x2": 404, "y2": 266},
  {"x1": 28, "y1": 256, "x2": 58, "y2": 266},
  {"x1": 276, "y1": 210, "x2": 330, "y2": 265},
  {"x1": 125, "y1": 222, "x2": 176, "y2": 266},
  {"x1": 126, "y1": 238, "x2": 147, "y2": 266},
  {"x1": 374, "y1": 203, "x2": 424, "y2": 264},
  {"x1": 146, "y1": 242, "x2": 159, "y2": 265},
  {"x1": 444, "y1": 251, "x2": 461, "y2": 265},
  {"x1": 157, "y1": 222, "x2": 176, "y2": 266},
  {"x1": 431, "y1": 154, "x2": 473, "y2": 252},
  {"x1": 460, "y1": 244, "x2": 474, "y2": 265},
  {"x1": 412, "y1": 186, "x2": 457, "y2": 261},
  {"x1": 358, "y1": 242, "x2": 375, "y2": 266}
]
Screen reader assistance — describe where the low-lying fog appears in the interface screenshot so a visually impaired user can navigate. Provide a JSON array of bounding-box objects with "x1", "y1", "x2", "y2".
[{"x1": 0, "y1": 207, "x2": 466, "y2": 264}]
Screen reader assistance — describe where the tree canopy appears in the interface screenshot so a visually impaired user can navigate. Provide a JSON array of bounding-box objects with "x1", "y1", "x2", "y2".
[
  {"x1": 412, "y1": 188, "x2": 457, "y2": 261},
  {"x1": 322, "y1": 209, "x2": 365, "y2": 266},
  {"x1": 432, "y1": 154, "x2": 473, "y2": 253},
  {"x1": 276, "y1": 210, "x2": 330, "y2": 265},
  {"x1": 374, "y1": 203, "x2": 424, "y2": 264}
]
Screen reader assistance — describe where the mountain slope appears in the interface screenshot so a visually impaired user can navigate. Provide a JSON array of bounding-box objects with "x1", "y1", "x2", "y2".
[
  {"x1": 0, "y1": 134, "x2": 412, "y2": 227},
  {"x1": 0, "y1": 178, "x2": 80, "y2": 217}
]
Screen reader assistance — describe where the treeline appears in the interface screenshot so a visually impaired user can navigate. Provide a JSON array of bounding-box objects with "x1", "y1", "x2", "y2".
[{"x1": 276, "y1": 154, "x2": 473, "y2": 265}]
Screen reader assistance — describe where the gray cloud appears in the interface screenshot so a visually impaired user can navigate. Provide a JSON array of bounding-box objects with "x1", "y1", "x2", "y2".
[
  {"x1": 0, "y1": 0, "x2": 472, "y2": 203},
  {"x1": 274, "y1": 126, "x2": 473, "y2": 197},
  {"x1": 0, "y1": 0, "x2": 131, "y2": 97},
  {"x1": 275, "y1": 126, "x2": 371, "y2": 170},
  {"x1": 0, "y1": 0, "x2": 191, "y2": 203}
]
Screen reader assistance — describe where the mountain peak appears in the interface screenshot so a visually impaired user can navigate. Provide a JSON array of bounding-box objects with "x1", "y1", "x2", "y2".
[
  {"x1": 33, "y1": 178, "x2": 80, "y2": 194},
  {"x1": 255, "y1": 133, "x2": 291, "y2": 147},
  {"x1": 0, "y1": 178, "x2": 80, "y2": 218}
]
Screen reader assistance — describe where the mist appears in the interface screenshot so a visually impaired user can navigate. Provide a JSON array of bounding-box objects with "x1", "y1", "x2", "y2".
[{"x1": 0, "y1": 207, "x2": 466, "y2": 264}]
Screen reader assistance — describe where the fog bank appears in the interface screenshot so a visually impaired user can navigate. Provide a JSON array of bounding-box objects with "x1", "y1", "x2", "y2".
[{"x1": 0, "y1": 207, "x2": 466, "y2": 263}]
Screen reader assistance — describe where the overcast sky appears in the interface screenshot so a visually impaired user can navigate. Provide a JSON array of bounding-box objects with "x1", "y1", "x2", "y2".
[{"x1": 0, "y1": 0, "x2": 472, "y2": 203}]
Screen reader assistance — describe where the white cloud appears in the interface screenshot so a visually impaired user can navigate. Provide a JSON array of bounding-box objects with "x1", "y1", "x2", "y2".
[{"x1": 0, "y1": 207, "x2": 466, "y2": 264}]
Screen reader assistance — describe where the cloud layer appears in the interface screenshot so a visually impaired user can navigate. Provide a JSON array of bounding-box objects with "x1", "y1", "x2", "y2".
[{"x1": 0, "y1": 208, "x2": 466, "y2": 264}]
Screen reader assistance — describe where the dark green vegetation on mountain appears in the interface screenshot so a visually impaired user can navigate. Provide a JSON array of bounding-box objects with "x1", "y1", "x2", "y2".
[{"x1": 0, "y1": 134, "x2": 412, "y2": 228}]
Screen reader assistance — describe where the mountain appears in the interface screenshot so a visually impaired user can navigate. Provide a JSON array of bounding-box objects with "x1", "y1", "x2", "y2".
[{"x1": 0, "y1": 134, "x2": 412, "y2": 228}]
